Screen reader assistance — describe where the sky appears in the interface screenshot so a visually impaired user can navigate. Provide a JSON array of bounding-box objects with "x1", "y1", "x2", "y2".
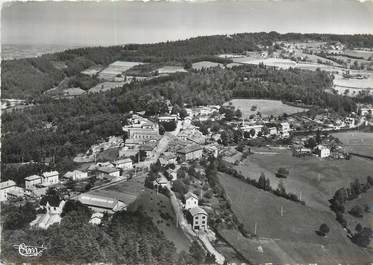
[{"x1": 2, "y1": 0, "x2": 373, "y2": 46}]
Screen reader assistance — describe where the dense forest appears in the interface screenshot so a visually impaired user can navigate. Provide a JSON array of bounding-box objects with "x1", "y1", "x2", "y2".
[
  {"x1": 1, "y1": 201, "x2": 208, "y2": 264},
  {"x1": 3, "y1": 32, "x2": 373, "y2": 99}
]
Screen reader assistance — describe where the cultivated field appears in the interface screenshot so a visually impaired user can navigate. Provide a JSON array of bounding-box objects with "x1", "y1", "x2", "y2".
[
  {"x1": 234, "y1": 149, "x2": 373, "y2": 211},
  {"x1": 226, "y1": 99, "x2": 307, "y2": 118},
  {"x1": 192, "y1": 61, "x2": 224, "y2": 70},
  {"x1": 333, "y1": 132, "x2": 373, "y2": 158},
  {"x1": 217, "y1": 172, "x2": 372, "y2": 265},
  {"x1": 129, "y1": 189, "x2": 191, "y2": 253}
]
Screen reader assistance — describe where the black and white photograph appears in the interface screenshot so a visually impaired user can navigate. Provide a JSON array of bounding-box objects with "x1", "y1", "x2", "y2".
[{"x1": 1, "y1": 0, "x2": 373, "y2": 264}]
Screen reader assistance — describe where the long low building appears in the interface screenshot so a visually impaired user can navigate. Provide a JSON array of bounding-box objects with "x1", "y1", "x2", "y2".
[{"x1": 78, "y1": 191, "x2": 127, "y2": 213}]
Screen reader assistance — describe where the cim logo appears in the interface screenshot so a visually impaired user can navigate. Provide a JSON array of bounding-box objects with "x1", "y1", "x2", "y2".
[{"x1": 13, "y1": 243, "x2": 47, "y2": 257}]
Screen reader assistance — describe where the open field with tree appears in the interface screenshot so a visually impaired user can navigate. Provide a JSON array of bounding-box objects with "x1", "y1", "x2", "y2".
[
  {"x1": 234, "y1": 149, "x2": 373, "y2": 211},
  {"x1": 217, "y1": 172, "x2": 373, "y2": 264},
  {"x1": 333, "y1": 132, "x2": 373, "y2": 158},
  {"x1": 226, "y1": 99, "x2": 307, "y2": 118}
]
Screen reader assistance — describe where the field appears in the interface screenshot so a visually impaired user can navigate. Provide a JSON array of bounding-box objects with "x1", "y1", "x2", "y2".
[
  {"x1": 129, "y1": 189, "x2": 191, "y2": 253},
  {"x1": 217, "y1": 172, "x2": 372, "y2": 265},
  {"x1": 88, "y1": 81, "x2": 128, "y2": 93},
  {"x1": 191, "y1": 61, "x2": 224, "y2": 70},
  {"x1": 344, "y1": 49, "x2": 373, "y2": 60},
  {"x1": 157, "y1": 66, "x2": 187, "y2": 74},
  {"x1": 233, "y1": 148, "x2": 373, "y2": 211},
  {"x1": 226, "y1": 99, "x2": 307, "y2": 118},
  {"x1": 333, "y1": 132, "x2": 373, "y2": 158},
  {"x1": 232, "y1": 57, "x2": 296, "y2": 69}
]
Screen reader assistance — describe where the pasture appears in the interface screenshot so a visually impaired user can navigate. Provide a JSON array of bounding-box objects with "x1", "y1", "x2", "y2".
[
  {"x1": 344, "y1": 49, "x2": 373, "y2": 60},
  {"x1": 333, "y1": 131, "x2": 373, "y2": 158},
  {"x1": 234, "y1": 149, "x2": 373, "y2": 211},
  {"x1": 226, "y1": 99, "x2": 307, "y2": 118},
  {"x1": 88, "y1": 81, "x2": 127, "y2": 93},
  {"x1": 232, "y1": 57, "x2": 296, "y2": 69},
  {"x1": 217, "y1": 172, "x2": 372, "y2": 264}
]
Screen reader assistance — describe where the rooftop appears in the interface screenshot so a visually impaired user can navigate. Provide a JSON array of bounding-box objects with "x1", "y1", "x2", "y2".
[
  {"x1": 78, "y1": 192, "x2": 119, "y2": 210},
  {"x1": 25, "y1": 175, "x2": 41, "y2": 181},
  {"x1": 0, "y1": 180, "x2": 16, "y2": 190},
  {"x1": 97, "y1": 167, "x2": 120, "y2": 174},
  {"x1": 185, "y1": 191, "x2": 198, "y2": 201},
  {"x1": 177, "y1": 145, "x2": 202, "y2": 154},
  {"x1": 189, "y1": 206, "x2": 207, "y2": 216},
  {"x1": 42, "y1": 171, "x2": 59, "y2": 178}
]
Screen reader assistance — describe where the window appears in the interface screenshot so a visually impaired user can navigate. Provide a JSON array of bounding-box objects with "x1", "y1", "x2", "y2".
[{"x1": 202, "y1": 216, "x2": 206, "y2": 219}]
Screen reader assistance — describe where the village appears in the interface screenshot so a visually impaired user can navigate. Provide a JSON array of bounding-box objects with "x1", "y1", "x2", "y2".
[{"x1": 1, "y1": 90, "x2": 373, "y2": 264}]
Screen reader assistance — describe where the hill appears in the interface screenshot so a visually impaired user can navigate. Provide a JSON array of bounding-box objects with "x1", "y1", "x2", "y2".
[{"x1": 217, "y1": 172, "x2": 373, "y2": 265}]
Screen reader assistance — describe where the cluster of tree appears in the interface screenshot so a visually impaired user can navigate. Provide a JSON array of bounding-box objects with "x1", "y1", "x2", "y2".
[
  {"x1": 159, "y1": 120, "x2": 177, "y2": 132},
  {"x1": 1, "y1": 202, "x2": 37, "y2": 230},
  {"x1": 329, "y1": 176, "x2": 373, "y2": 247}
]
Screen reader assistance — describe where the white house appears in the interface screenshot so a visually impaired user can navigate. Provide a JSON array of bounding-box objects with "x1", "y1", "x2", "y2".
[
  {"x1": 112, "y1": 158, "x2": 133, "y2": 170},
  {"x1": 0, "y1": 180, "x2": 16, "y2": 202},
  {"x1": 41, "y1": 171, "x2": 59, "y2": 186},
  {"x1": 280, "y1": 122, "x2": 291, "y2": 133},
  {"x1": 64, "y1": 170, "x2": 88, "y2": 181},
  {"x1": 316, "y1": 145, "x2": 331, "y2": 158},
  {"x1": 25, "y1": 175, "x2": 42, "y2": 190},
  {"x1": 184, "y1": 192, "x2": 199, "y2": 210}
]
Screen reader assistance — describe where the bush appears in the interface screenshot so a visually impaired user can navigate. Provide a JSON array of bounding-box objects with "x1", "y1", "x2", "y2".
[
  {"x1": 349, "y1": 205, "x2": 364, "y2": 218},
  {"x1": 319, "y1": 223, "x2": 330, "y2": 237}
]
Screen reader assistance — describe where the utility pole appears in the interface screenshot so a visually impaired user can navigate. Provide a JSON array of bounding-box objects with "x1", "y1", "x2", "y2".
[
  {"x1": 281, "y1": 206, "x2": 284, "y2": 217},
  {"x1": 254, "y1": 222, "x2": 257, "y2": 236},
  {"x1": 299, "y1": 191, "x2": 302, "y2": 201}
]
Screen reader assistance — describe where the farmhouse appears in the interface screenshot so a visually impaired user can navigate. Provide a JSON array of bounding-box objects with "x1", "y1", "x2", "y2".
[
  {"x1": 112, "y1": 158, "x2": 133, "y2": 170},
  {"x1": 187, "y1": 206, "x2": 208, "y2": 232},
  {"x1": 184, "y1": 192, "x2": 199, "y2": 210},
  {"x1": 177, "y1": 145, "x2": 203, "y2": 162},
  {"x1": 64, "y1": 170, "x2": 88, "y2": 181},
  {"x1": 0, "y1": 180, "x2": 16, "y2": 201},
  {"x1": 78, "y1": 192, "x2": 126, "y2": 213},
  {"x1": 316, "y1": 145, "x2": 331, "y2": 158}
]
